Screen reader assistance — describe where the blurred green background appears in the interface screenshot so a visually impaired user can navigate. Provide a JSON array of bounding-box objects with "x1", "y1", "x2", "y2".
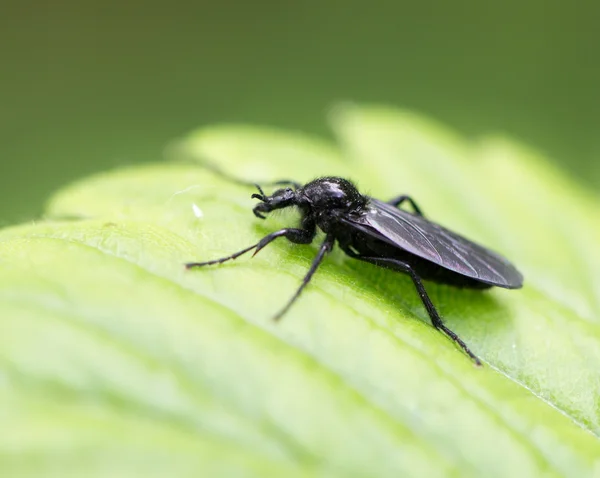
[{"x1": 2, "y1": 1, "x2": 599, "y2": 225}]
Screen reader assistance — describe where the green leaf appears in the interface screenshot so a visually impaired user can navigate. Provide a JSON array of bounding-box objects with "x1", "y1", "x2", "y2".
[{"x1": 1, "y1": 104, "x2": 600, "y2": 477}]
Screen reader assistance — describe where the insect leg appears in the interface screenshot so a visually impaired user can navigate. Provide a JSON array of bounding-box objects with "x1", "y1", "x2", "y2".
[
  {"x1": 273, "y1": 234, "x2": 335, "y2": 321},
  {"x1": 252, "y1": 227, "x2": 315, "y2": 256},
  {"x1": 351, "y1": 255, "x2": 481, "y2": 365},
  {"x1": 198, "y1": 160, "x2": 301, "y2": 189},
  {"x1": 269, "y1": 180, "x2": 303, "y2": 189},
  {"x1": 185, "y1": 227, "x2": 315, "y2": 269},
  {"x1": 387, "y1": 195, "x2": 424, "y2": 216}
]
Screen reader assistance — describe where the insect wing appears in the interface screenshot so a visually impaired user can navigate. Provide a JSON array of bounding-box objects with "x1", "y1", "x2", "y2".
[{"x1": 348, "y1": 199, "x2": 523, "y2": 288}]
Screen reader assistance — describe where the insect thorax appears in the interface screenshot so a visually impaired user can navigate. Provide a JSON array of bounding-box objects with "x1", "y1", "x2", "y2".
[{"x1": 300, "y1": 177, "x2": 367, "y2": 213}]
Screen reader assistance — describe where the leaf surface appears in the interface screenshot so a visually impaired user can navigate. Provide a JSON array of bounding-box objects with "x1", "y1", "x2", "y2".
[{"x1": 2, "y1": 105, "x2": 600, "y2": 477}]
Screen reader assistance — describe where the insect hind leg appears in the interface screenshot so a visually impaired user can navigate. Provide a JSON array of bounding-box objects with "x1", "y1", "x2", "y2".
[{"x1": 350, "y1": 255, "x2": 481, "y2": 365}]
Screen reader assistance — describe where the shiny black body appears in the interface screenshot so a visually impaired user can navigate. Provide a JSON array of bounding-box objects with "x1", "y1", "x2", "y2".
[{"x1": 187, "y1": 176, "x2": 523, "y2": 365}]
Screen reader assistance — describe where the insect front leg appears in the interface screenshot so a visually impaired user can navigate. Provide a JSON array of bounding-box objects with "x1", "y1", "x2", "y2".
[
  {"x1": 185, "y1": 226, "x2": 315, "y2": 269},
  {"x1": 349, "y1": 255, "x2": 481, "y2": 365},
  {"x1": 387, "y1": 195, "x2": 424, "y2": 216},
  {"x1": 197, "y1": 159, "x2": 301, "y2": 190},
  {"x1": 252, "y1": 225, "x2": 315, "y2": 257}
]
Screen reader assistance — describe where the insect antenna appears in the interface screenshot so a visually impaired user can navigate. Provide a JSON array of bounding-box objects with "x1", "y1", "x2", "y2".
[{"x1": 251, "y1": 184, "x2": 267, "y2": 201}]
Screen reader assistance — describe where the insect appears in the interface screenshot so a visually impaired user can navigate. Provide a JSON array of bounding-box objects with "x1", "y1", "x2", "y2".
[{"x1": 186, "y1": 171, "x2": 523, "y2": 365}]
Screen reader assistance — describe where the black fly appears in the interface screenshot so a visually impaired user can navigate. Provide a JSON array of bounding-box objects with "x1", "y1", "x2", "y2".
[{"x1": 186, "y1": 174, "x2": 523, "y2": 365}]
